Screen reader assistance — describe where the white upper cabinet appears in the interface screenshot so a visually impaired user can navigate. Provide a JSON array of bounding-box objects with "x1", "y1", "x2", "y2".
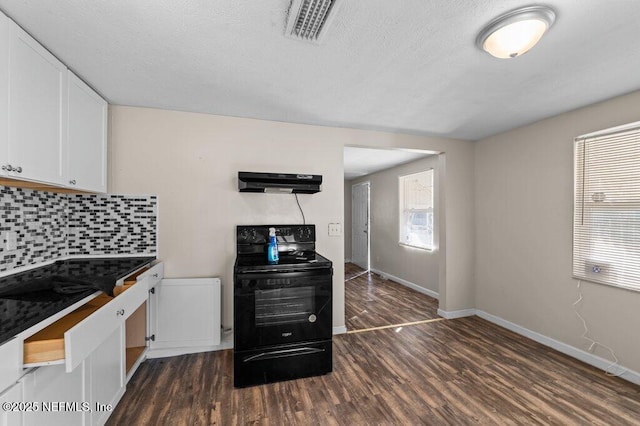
[
  {"x1": 6, "y1": 20, "x2": 67, "y2": 185},
  {"x1": 67, "y1": 72, "x2": 107, "y2": 193},
  {"x1": 0, "y1": 13, "x2": 10, "y2": 175},
  {"x1": 0, "y1": 10, "x2": 108, "y2": 191}
]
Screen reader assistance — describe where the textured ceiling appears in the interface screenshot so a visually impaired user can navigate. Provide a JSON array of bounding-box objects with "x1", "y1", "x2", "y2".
[
  {"x1": 344, "y1": 147, "x2": 434, "y2": 180},
  {"x1": 2, "y1": 0, "x2": 640, "y2": 140}
]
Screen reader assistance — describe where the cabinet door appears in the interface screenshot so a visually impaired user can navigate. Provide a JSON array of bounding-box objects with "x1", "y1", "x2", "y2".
[
  {"x1": 151, "y1": 278, "x2": 221, "y2": 349},
  {"x1": 89, "y1": 326, "x2": 124, "y2": 426},
  {"x1": 22, "y1": 364, "x2": 87, "y2": 426},
  {"x1": 0, "y1": 381, "x2": 23, "y2": 426},
  {"x1": 7, "y1": 22, "x2": 67, "y2": 184},
  {"x1": 0, "y1": 338, "x2": 20, "y2": 394},
  {"x1": 0, "y1": 13, "x2": 9, "y2": 175},
  {"x1": 67, "y1": 72, "x2": 107, "y2": 193}
]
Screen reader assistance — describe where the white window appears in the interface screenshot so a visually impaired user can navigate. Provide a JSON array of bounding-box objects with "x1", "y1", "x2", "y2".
[
  {"x1": 573, "y1": 122, "x2": 640, "y2": 291},
  {"x1": 399, "y1": 170, "x2": 434, "y2": 250}
]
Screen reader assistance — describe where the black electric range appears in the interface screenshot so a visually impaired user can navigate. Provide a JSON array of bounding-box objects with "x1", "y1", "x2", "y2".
[
  {"x1": 0, "y1": 256, "x2": 156, "y2": 345},
  {"x1": 233, "y1": 225, "x2": 333, "y2": 388}
]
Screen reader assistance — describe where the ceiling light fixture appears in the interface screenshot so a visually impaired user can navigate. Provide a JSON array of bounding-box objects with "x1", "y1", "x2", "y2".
[{"x1": 476, "y1": 5, "x2": 556, "y2": 59}]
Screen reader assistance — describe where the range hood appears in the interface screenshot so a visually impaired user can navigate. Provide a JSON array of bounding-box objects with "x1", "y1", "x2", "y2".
[{"x1": 238, "y1": 172, "x2": 322, "y2": 194}]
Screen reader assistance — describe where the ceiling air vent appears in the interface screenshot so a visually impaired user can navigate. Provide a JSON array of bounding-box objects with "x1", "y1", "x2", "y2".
[{"x1": 285, "y1": 0, "x2": 342, "y2": 44}]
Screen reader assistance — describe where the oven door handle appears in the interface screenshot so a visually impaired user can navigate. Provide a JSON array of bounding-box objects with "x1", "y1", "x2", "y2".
[
  {"x1": 236, "y1": 269, "x2": 331, "y2": 280},
  {"x1": 242, "y1": 346, "x2": 326, "y2": 363}
]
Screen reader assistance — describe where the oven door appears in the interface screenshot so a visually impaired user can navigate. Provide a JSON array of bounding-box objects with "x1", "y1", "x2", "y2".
[{"x1": 234, "y1": 267, "x2": 332, "y2": 351}]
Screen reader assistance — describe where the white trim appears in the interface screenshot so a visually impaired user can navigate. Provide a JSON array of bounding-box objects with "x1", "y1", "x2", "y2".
[
  {"x1": 437, "y1": 308, "x2": 476, "y2": 319},
  {"x1": 146, "y1": 342, "x2": 233, "y2": 359},
  {"x1": 147, "y1": 335, "x2": 233, "y2": 358},
  {"x1": 476, "y1": 310, "x2": 640, "y2": 386},
  {"x1": 577, "y1": 120, "x2": 640, "y2": 139},
  {"x1": 370, "y1": 268, "x2": 439, "y2": 299},
  {"x1": 333, "y1": 325, "x2": 347, "y2": 335}
]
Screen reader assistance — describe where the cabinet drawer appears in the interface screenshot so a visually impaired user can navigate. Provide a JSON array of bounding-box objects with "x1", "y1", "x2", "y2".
[
  {"x1": 66, "y1": 281, "x2": 147, "y2": 372},
  {"x1": 143, "y1": 262, "x2": 164, "y2": 289},
  {"x1": 125, "y1": 262, "x2": 163, "y2": 289},
  {"x1": 23, "y1": 280, "x2": 148, "y2": 372}
]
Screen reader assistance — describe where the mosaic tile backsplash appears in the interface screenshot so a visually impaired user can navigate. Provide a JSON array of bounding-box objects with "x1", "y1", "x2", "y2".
[
  {"x1": 0, "y1": 186, "x2": 157, "y2": 274},
  {"x1": 67, "y1": 194, "x2": 157, "y2": 256},
  {"x1": 0, "y1": 187, "x2": 67, "y2": 271}
]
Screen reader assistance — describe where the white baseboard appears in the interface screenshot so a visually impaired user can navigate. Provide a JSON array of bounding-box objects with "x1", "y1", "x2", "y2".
[
  {"x1": 476, "y1": 310, "x2": 640, "y2": 386},
  {"x1": 146, "y1": 333, "x2": 233, "y2": 359},
  {"x1": 333, "y1": 325, "x2": 347, "y2": 335},
  {"x1": 146, "y1": 340, "x2": 233, "y2": 359},
  {"x1": 437, "y1": 308, "x2": 476, "y2": 319},
  {"x1": 370, "y1": 268, "x2": 439, "y2": 299}
]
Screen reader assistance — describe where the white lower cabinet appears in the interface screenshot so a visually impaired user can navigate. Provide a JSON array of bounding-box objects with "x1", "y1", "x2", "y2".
[
  {"x1": 149, "y1": 278, "x2": 221, "y2": 353},
  {"x1": 0, "y1": 381, "x2": 23, "y2": 426},
  {"x1": 20, "y1": 327, "x2": 123, "y2": 426},
  {"x1": 88, "y1": 327, "x2": 124, "y2": 426},
  {"x1": 22, "y1": 363, "x2": 86, "y2": 426},
  {"x1": 0, "y1": 339, "x2": 20, "y2": 394},
  {"x1": 15, "y1": 262, "x2": 164, "y2": 426}
]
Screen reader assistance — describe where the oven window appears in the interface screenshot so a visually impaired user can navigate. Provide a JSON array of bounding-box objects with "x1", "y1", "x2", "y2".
[{"x1": 255, "y1": 286, "x2": 315, "y2": 327}]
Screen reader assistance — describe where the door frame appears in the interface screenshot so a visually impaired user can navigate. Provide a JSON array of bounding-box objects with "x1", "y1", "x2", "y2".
[{"x1": 351, "y1": 181, "x2": 370, "y2": 270}]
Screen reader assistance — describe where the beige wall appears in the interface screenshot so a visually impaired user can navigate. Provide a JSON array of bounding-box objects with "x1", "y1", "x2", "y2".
[
  {"x1": 347, "y1": 155, "x2": 440, "y2": 294},
  {"x1": 475, "y1": 90, "x2": 640, "y2": 374},
  {"x1": 109, "y1": 106, "x2": 475, "y2": 331}
]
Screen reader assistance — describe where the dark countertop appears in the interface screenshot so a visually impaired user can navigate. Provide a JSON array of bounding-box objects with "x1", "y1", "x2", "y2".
[{"x1": 0, "y1": 257, "x2": 156, "y2": 346}]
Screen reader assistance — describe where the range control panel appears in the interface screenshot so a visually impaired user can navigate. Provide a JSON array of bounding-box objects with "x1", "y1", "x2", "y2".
[{"x1": 237, "y1": 225, "x2": 316, "y2": 248}]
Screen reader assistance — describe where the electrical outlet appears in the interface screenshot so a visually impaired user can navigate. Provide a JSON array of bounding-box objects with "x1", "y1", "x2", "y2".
[
  {"x1": 328, "y1": 223, "x2": 342, "y2": 237},
  {"x1": 5, "y1": 231, "x2": 18, "y2": 251}
]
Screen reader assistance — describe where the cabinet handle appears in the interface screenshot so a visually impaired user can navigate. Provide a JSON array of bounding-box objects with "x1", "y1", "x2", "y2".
[
  {"x1": 15, "y1": 166, "x2": 22, "y2": 173},
  {"x1": 69, "y1": 179, "x2": 76, "y2": 185},
  {"x1": 116, "y1": 308, "x2": 125, "y2": 317},
  {"x1": 2, "y1": 164, "x2": 12, "y2": 172},
  {"x1": 152, "y1": 273, "x2": 158, "y2": 278}
]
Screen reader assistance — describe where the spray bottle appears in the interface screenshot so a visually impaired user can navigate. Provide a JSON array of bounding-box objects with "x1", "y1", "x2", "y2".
[{"x1": 267, "y1": 227, "x2": 279, "y2": 264}]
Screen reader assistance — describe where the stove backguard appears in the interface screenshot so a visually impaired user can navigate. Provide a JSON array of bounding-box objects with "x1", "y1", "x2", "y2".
[{"x1": 237, "y1": 225, "x2": 316, "y2": 255}]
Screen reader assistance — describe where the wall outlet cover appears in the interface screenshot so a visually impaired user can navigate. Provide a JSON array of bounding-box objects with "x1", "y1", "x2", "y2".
[{"x1": 328, "y1": 223, "x2": 342, "y2": 237}]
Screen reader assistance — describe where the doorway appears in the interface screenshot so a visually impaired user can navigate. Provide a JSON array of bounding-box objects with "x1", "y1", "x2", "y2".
[
  {"x1": 344, "y1": 146, "x2": 441, "y2": 332},
  {"x1": 351, "y1": 181, "x2": 369, "y2": 271}
]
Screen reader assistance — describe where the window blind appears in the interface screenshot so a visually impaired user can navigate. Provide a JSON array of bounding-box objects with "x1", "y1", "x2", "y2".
[
  {"x1": 399, "y1": 170, "x2": 434, "y2": 250},
  {"x1": 573, "y1": 123, "x2": 640, "y2": 291}
]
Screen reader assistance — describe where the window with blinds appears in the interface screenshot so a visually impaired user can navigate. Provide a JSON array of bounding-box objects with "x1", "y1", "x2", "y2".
[
  {"x1": 399, "y1": 170, "x2": 434, "y2": 250},
  {"x1": 573, "y1": 122, "x2": 640, "y2": 291}
]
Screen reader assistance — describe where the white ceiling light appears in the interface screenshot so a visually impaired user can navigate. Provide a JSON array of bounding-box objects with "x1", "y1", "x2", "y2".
[{"x1": 476, "y1": 6, "x2": 556, "y2": 59}]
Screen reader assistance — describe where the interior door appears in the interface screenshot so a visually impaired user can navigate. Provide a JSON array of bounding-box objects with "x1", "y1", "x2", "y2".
[{"x1": 351, "y1": 182, "x2": 370, "y2": 270}]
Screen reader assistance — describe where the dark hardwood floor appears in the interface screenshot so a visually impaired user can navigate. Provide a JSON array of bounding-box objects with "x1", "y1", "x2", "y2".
[
  {"x1": 345, "y1": 262, "x2": 439, "y2": 331},
  {"x1": 107, "y1": 316, "x2": 640, "y2": 425}
]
